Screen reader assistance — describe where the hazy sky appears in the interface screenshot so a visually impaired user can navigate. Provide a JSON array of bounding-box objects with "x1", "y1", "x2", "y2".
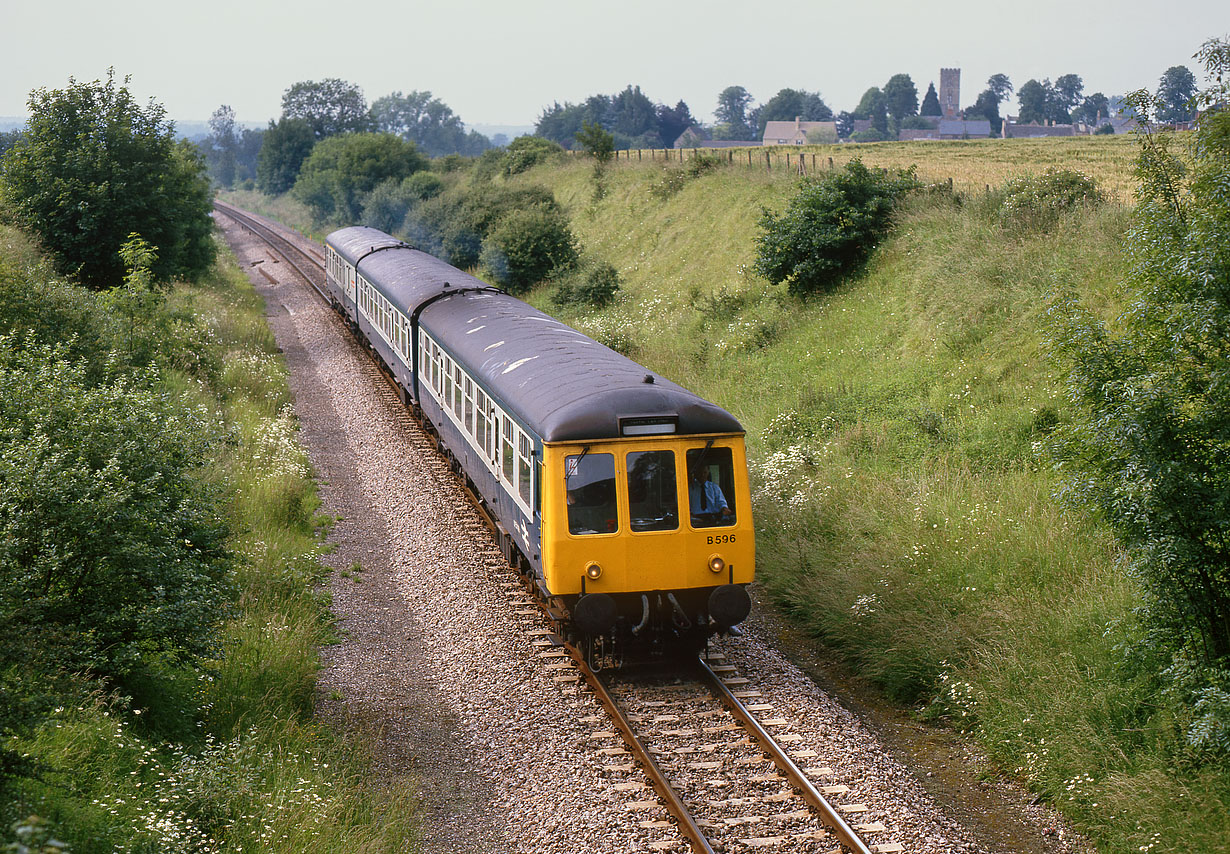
[{"x1": 2, "y1": 1, "x2": 1224, "y2": 130}]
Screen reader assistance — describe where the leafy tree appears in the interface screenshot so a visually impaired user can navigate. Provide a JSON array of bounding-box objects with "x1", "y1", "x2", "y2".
[
  {"x1": 0, "y1": 130, "x2": 23, "y2": 159},
  {"x1": 834, "y1": 111, "x2": 855, "y2": 139},
  {"x1": 1052, "y1": 73, "x2": 1084, "y2": 121},
  {"x1": 281, "y1": 78, "x2": 370, "y2": 139},
  {"x1": 611, "y1": 85, "x2": 658, "y2": 139},
  {"x1": 920, "y1": 82, "x2": 941, "y2": 116},
  {"x1": 1051, "y1": 38, "x2": 1230, "y2": 681},
  {"x1": 883, "y1": 74, "x2": 919, "y2": 122},
  {"x1": 370, "y1": 90, "x2": 490, "y2": 156},
  {"x1": 256, "y1": 116, "x2": 315, "y2": 194},
  {"x1": 987, "y1": 74, "x2": 1014, "y2": 102},
  {"x1": 714, "y1": 85, "x2": 756, "y2": 140},
  {"x1": 480, "y1": 205, "x2": 577, "y2": 293},
  {"x1": 535, "y1": 97, "x2": 609, "y2": 148},
  {"x1": 805, "y1": 125, "x2": 838, "y2": 144},
  {"x1": 1017, "y1": 79, "x2": 1050, "y2": 123},
  {"x1": 853, "y1": 87, "x2": 889, "y2": 135},
  {"x1": 205, "y1": 104, "x2": 238, "y2": 188},
  {"x1": 0, "y1": 71, "x2": 215, "y2": 289},
  {"x1": 292, "y1": 132, "x2": 428, "y2": 222},
  {"x1": 1157, "y1": 65, "x2": 1198, "y2": 123},
  {"x1": 235, "y1": 125, "x2": 264, "y2": 184},
  {"x1": 656, "y1": 100, "x2": 696, "y2": 148},
  {"x1": 1071, "y1": 92, "x2": 1110, "y2": 125},
  {"x1": 754, "y1": 159, "x2": 918, "y2": 297},
  {"x1": 964, "y1": 90, "x2": 1003, "y2": 135},
  {"x1": 756, "y1": 88, "x2": 833, "y2": 135},
  {"x1": 575, "y1": 121, "x2": 615, "y2": 163}
]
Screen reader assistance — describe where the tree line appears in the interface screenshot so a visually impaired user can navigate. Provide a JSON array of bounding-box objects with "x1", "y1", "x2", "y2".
[
  {"x1": 199, "y1": 78, "x2": 493, "y2": 192},
  {"x1": 533, "y1": 65, "x2": 1202, "y2": 149}
]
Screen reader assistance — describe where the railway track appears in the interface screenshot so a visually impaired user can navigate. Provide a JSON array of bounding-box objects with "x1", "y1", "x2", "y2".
[{"x1": 216, "y1": 200, "x2": 898, "y2": 854}]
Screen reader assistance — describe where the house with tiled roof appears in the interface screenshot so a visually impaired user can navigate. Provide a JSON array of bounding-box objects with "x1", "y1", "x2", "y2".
[{"x1": 762, "y1": 117, "x2": 838, "y2": 145}]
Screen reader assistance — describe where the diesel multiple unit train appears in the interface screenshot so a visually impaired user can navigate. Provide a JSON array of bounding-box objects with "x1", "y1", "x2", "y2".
[{"x1": 324, "y1": 226, "x2": 753, "y2": 651}]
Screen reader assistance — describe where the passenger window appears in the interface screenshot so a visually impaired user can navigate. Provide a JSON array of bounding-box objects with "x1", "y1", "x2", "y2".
[
  {"x1": 476, "y1": 392, "x2": 487, "y2": 451},
  {"x1": 464, "y1": 379, "x2": 474, "y2": 434},
  {"x1": 502, "y1": 416, "x2": 514, "y2": 484},
  {"x1": 627, "y1": 450, "x2": 678, "y2": 532},
  {"x1": 565, "y1": 452, "x2": 618, "y2": 535},
  {"x1": 452, "y1": 365, "x2": 463, "y2": 418},
  {"x1": 518, "y1": 433, "x2": 532, "y2": 505},
  {"x1": 686, "y1": 446, "x2": 737, "y2": 528}
]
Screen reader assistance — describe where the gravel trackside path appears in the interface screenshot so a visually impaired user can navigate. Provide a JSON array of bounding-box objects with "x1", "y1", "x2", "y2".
[{"x1": 216, "y1": 212, "x2": 1088, "y2": 854}]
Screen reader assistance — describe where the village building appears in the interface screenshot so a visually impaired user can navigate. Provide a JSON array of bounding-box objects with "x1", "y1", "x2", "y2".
[{"x1": 762, "y1": 117, "x2": 838, "y2": 145}]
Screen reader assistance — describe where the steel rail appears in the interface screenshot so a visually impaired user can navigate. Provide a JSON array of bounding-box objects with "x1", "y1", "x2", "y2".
[
  {"x1": 216, "y1": 201, "x2": 874, "y2": 854},
  {"x1": 567, "y1": 648, "x2": 717, "y2": 854},
  {"x1": 212, "y1": 201, "x2": 329, "y2": 302},
  {"x1": 695, "y1": 656, "x2": 874, "y2": 854}
]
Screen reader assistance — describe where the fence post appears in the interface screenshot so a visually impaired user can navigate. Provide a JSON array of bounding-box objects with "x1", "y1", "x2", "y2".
[
  {"x1": 766, "y1": 151, "x2": 771, "y2": 171},
  {"x1": 828, "y1": 156, "x2": 834, "y2": 169}
]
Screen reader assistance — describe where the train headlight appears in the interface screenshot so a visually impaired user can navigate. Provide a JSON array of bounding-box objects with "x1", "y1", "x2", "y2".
[
  {"x1": 708, "y1": 555, "x2": 726, "y2": 574},
  {"x1": 586, "y1": 562, "x2": 603, "y2": 580}
]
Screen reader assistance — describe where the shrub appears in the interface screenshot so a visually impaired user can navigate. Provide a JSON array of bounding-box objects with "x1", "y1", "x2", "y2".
[
  {"x1": 0, "y1": 338, "x2": 234, "y2": 710},
  {"x1": 1, "y1": 72, "x2": 215, "y2": 289},
  {"x1": 413, "y1": 183, "x2": 561, "y2": 269},
  {"x1": 650, "y1": 154, "x2": 722, "y2": 201},
  {"x1": 998, "y1": 167, "x2": 1105, "y2": 232},
  {"x1": 754, "y1": 159, "x2": 919, "y2": 297},
  {"x1": 292, "y1": 132, "x2": 428, "y2": 222},
  {"x1": 480, "y1": 206, "x2": 577, "y2": 294},
  {"x1": 553, "y1": 261, "x2": 621, "y2": 307},
  {"x1": 503, "y1": 135, "x2": 563, "y2": 176}
]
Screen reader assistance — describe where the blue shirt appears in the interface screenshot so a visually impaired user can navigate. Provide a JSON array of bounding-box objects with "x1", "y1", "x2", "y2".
[{"x1": 689, "y1": 479, "x2": 728, "y2": 514}]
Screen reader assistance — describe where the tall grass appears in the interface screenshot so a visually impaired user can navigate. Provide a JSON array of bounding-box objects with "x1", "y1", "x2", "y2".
[
  {"x1": 1, "y1": 236, "x2": 419, "y2": 852},
  {"x1": 513, "y1": 152, "x2": 1227, "y2": 853}
]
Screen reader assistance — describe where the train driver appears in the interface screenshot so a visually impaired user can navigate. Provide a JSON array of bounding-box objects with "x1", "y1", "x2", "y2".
[{"x1": 689, "y1": 468, "x2": 733, "y2": 524}]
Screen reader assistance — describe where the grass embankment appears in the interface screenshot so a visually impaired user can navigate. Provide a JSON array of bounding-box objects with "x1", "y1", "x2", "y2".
[
  {"x1": 518, "y1": 147, "x2": 1225, "y2": 853},
  {"x1": 0, "y1": 225, "x2": 418, "y2": 852}
]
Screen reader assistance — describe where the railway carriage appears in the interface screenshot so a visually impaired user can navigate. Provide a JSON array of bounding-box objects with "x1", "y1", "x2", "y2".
[{"x1": 325, "y1": 226, "x2": 753, "y2": 651}]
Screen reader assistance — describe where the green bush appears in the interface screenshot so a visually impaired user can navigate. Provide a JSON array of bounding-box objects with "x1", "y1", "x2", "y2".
[
  {"x1": 503, "y1": 135, "x2": 564, "y2": 176},
  {"x1": 650, "y1": 154, "x2": 722, "y2": 201},
  {"x1": 480, "y1": 206, "x2": 577, "y2": 293},
  {"x1": 552, "y1": 261, "x2": 621, "y2": 307},
  {"x1": 998, "y1": 167, "x2": 1105, "y2": 232},
  {"x1": 412, "y1": 183, "x2": 561, "y2": 268},
  {"x1": 292, "y1": 132, "x2": 428, "y2": 222},
  {"x1": 0, "y1": 339, "x2": 234, "y2": 708},
  {"x1": 0, "y1": 72, "x2": 215, "y2": 289},
  {"x1": 754, "y1": 159, "x2": 919, "y2": 297}
]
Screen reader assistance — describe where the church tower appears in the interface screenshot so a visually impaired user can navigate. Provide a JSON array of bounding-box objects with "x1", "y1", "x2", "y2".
[{"x1": 940, "y1": 68, "x2": 960, "y2": 119}]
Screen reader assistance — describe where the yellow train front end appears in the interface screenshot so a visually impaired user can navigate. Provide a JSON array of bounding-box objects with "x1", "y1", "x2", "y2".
[{"x1": 540, "y1": 432, "x2": 754, "y2": 647}]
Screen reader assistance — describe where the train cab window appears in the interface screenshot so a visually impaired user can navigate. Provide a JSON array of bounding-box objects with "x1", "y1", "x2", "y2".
[
  {"x1": 565, "y1": 452, "x2": 619, "y2": 535},
  {"x1": 501, "y1": 416, "x2": 515, "y2": 484},
  {"x1": 686, "y1": 446, "x2": 737, "y2": 528},
  {"x1": 627, "y1": 450, "x2": 678, "y2": 532},
  {"x1": 517, "y1": 433, "x2": 532, "y2": 505}
]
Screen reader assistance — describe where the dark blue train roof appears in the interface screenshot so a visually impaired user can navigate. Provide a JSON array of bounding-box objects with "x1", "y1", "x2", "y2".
[{"x1": 326, "y1": 227, "x2": 743, "y2": 444}]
